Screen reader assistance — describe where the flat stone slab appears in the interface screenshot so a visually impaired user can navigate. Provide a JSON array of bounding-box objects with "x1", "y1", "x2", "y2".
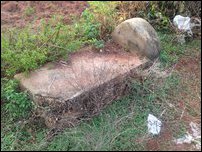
[{"x1": 15, "y1": 49, "x2": 151, "y2": 128}]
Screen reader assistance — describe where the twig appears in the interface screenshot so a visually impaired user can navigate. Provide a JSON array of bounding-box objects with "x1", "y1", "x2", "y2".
[
  {"x1": 38, "y1": 30, "x2": 58, "y2": 51},
  {"x1": 160, "y1": 109, "x2": 166, "y2": 118},
  {"x1": 46, "y1": 43, "x2": 70, "y2": 52},
  {"x1": 180, "y1": 106, "x2": 186, "y2": 120},
  {"x1": 47, "y1": 76, "x2": 56, "y2": 94},
  {"x1": 114, "y1": 112, "x2": 134, "y2": 126}
]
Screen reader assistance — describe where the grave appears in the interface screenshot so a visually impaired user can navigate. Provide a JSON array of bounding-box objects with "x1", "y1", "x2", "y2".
[{"x1": 15, "y1": 18, "x2": 160, "y2": 128}]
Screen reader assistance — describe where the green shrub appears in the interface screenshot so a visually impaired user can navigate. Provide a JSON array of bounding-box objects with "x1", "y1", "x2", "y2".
[
  {"x1": 115, "y1": 1, "x2": 196, "y2": 32},
  {"x1": 1, "y1": 79, "x2": 33, "y2": 119},
  {"x1": 82, "y1": 1, "x2": 118, "y2": 40},
  {"x1": 1, "y1": 27, "x2": 47, "y2": 77},
  {"x1": 92, "y1": 39, "x2": 105, "y2": 49},
  {"x1": 1, "y1": 2, "x2": 120, "y2": 78},
  {"x1": 1, "y1": 20, "x2": 77, "y2": 77},
  {"x1": 87, "y1": 38, "x2": 105, "y2": 49},
  {"x1": 147, "y1": 9, "x2": 170, "y2": 31}
]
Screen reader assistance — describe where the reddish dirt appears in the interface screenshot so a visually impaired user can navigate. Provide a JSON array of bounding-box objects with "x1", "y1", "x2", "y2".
[
  {"x1": 68, "y1": 40, "x2": 128, "y2": 58},
  {"x1": 175, "y1": 53, "x2": 201, "y2": 79},
  {"x1": 146, "y1": 124, "x2": 199, "y2": 151},
  {"x1": 146, "y1": 124, "x2": 172, "y2": 151},
  {"x1": 146, "y1": 139, "x2": 160, "y2": 151},
  {"x1": 1, "y1": 1, "x2": 88, "y2": 29},
  {"x1": 146, "y1": 48, "x2": 201, "y2": 151},
  {"x1": 176, "y1": 50, "x2": 201, "y2": 118}
]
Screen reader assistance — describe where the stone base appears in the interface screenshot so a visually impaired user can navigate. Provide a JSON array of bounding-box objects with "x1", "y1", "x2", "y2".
[{"x1": 15, "y1": 50, "x2": 152, "y2": 128}]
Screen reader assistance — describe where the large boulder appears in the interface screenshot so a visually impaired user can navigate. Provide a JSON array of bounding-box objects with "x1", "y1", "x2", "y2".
[{"x1": 112, "y1": 18, "x2": 160, "y2": 60}]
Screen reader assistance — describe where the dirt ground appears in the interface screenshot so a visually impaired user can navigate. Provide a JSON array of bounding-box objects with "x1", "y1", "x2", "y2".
[
  {"x1": 1, "y1": 1, "x2": 88, "y2": 29},
  {"x1": 146, "y1": 49, "x2": 201, "y2": 151}
]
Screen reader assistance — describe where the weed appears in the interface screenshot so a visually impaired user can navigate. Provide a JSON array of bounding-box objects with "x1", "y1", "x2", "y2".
[
  {"x1": 158, "y1": 32, "x2": 201, "y2": 68},
  {"x1": 1, "y1": 20, "x2": 77, "y2": 77},
  {"x1": 172, "y1": 121, "x2": 187, "y2": 138},
  {"x1": 12, "y1": 73, "x2": 182, "y2": 151},
  {"x1": 24, "y1": 6, "x2": 35, "y2": 16},
  {"x1": 88, "y1": 38, "x2": 105, "y2": 49},
  {"x1": 83, "y1": 1, "x2": 118, "y2": 40},
  {"x1": 1, "y1": 78, "x2": 33, "y2": 120},
  {"x1": 2, "y1": 2, "x2": 118, "y2": 77},
  {"x1": 1, "y1": 28, "x2": 47, "y2": 77},
  {"x1": 116, "y1": 1, "x2": 147, "y2": 21}
]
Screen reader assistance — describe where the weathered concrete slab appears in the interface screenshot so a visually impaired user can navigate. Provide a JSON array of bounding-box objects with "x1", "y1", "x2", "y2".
[{"x1": 15, "y1": 50, "x2": 151, "y2": 128}]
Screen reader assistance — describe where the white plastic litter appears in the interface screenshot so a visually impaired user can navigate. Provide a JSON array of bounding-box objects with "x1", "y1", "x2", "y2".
[
  {"x1": 190, "y1": 122, "x2": 201, "y2": 139},
  {"x1": 173, "y1": 15, "x2": 201, "y2": 35},
  {"x1": 174, "y1": 133, "x2": 193, "y2": 144},
  {"x1": 174, "y1": 122, "x2": 201, "y2": 150},
  {"x1": 147, "y1": 114, "x2": 162, "y2": 135},
  {"x1": 173, "y1": 15, "x2": 191, "y2": 31}
]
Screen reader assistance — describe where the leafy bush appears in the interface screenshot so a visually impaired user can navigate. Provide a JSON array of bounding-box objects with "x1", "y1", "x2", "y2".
[
  {"x1": 147, "y1": 2, "x2": 170, "y2": 31},
  {"x1": 92, "y1": 39, "x2": 105, "y2": 49},
  {"x1": 115, "y1": 1, "x2": 171, "y2": 31},
  {"x1": 82, "y1": 1, "x2": 118, "y2": 40},
  {"x1": 1, "y1": 2, "x2": 119, "y2": 78},
  {"x1": 115, "y1": 1, "x2": 201, "y2": 32},
  {"x1": 1, "y1": 79, "x2": 33, "y2": 119},
  {"x1": 1, "y1": 19, "x2": 80, "y2": 77}
]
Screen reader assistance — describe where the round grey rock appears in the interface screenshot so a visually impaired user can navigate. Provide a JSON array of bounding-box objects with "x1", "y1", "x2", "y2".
[{"x1": 112, "y1": 18, "x2": 161, "y2": 60}]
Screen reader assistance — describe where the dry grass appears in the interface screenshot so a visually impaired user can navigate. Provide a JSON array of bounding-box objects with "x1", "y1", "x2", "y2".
[{"x1": 116, "y1": 1, "x2": 147, "y2": 22}]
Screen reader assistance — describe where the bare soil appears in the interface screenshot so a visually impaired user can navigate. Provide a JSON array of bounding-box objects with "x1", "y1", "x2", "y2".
[
  {"x1": 146, "y1": 49, "x2": 201, "y2": 151},
  {"x1": 1, "y1": 1, "x2": 88, "y2": 29}
]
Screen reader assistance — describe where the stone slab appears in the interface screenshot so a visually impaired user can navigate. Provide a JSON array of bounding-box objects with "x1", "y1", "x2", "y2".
[{"x1": 15, "y1": 50, "x2": 151, "y2": 128}]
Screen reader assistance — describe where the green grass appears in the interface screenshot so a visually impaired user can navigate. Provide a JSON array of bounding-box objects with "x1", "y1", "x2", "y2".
[
  {"x1": 1, "y1": 78, "x2": 33, "y2": 120},
  {"x1": 4, "y1": 34, "x2": 198, "y2": 150},
  {"x1": 1, "y1": 36, "x2": 200, "y2": 151},
  {"x1": 1, "y1": 72, "x2": 191, "y2": 151},
  {"x1": 24, "y1": 6, "x2": 35, "y2": 16},
  {"x1": 158, "y1": 32, "x2": 201, "y2": 68}
]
